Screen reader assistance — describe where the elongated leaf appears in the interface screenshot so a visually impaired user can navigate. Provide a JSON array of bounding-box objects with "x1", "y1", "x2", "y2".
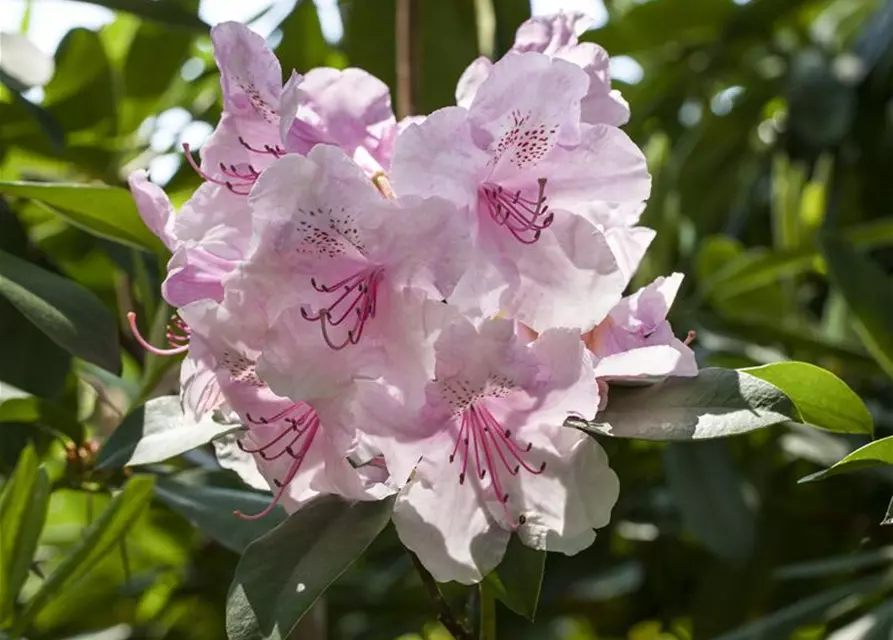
[
  {"x1": 77, "y1": 0, "x2": 208, "y2": 32},
  {"x1": 0, "y1": 250, "x2": 120, "y2": 373},
  {"x1": 0, "y1": 182, "x2": 165, "y2": 253},
  {"x1": 96, "y1": 396, "x2": 242, "y2": 469},
  {"x1": 820, "y1": 234, "x2": 893, "y2": 379},
  {"x1": 155, "y1": 478, "x2": 285, "y2": 553},
  {"x1": 665, "y1": 441, "x2": 755, "y2": 564},
  {"x1": 11, "y1": 475, "x2": 155, "y2": 635},
  {"x1": 714, "y1": 574, "x2": 887, "y2": 640},
  {"x1": 743, "y1": 361, "x2": 873, "y2": 435},
  {"x1": 226, "y1": 496, "x2": 394, "y2": 640},
  {"x1": 800, "y1": 436, "x2": 893, "y2": 483},
  {"x1": 0, "y1": 297, "x2": 71, "y2": 398},
  {"x1": 276, "y1": 0, "x2": 334, "y2": 74},
  {"x1": 775, "y1": 547, "x2": 893, "y2": 580},
  {"x1": 0, "y1": 447, "x2": 50, "y2": 624},
  {"x1": 484, "y1": 535, "x2": 545, "y2": 621},
  {"x1": 579, "y1": 368, "x2": 797, "y2": 440}
]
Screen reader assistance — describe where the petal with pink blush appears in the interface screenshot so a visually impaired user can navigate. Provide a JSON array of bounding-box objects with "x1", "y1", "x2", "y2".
[{"x1": 127, "y1": 170, "x2": 176, "y2": 250}]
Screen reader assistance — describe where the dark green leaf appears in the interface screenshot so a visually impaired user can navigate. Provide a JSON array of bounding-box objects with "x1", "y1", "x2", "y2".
[
  {"x1": 578, "y1": 368, "x2": 797, "y2": 440},
  {"x1": 491, "y1": 0, "x2": 529, "y2": 57},
  {"x1": 155, "y1": 478, "x2": 286, "y2": 553},
  {"x1": 0, "y1": 446, "x2": 50, "y2": 624},
  {"x1": 97, "y1": 396, "x2": 241, "y2": 469},
  {"x1": 418, "y1": 1, "x2": 479, "y2": 113},
  {"x1": 226, "y1": 496, "x2": 394, "y2": 640},
  {"x1": 0, "y1": 182, "x2": 165, "y2": 253},
  {"x1": 483, "y1": 535, "x2": 545, "y2": 621},
  {"x1": 820, "y1": 234, "x2": 893, "y2": 379},
  {"x1": 10, "y1": 475, "x2": 155, "y2": 635},
  {"x1": 341, "y1": 0, "x2": 396, "y2": 100},
  {"x1": 0, "y1": 249, "x2": 120, "y2": 373},
  {"x1": 0, "y1": 297, "x2": 71, "y2": 398},
  {"x1": 743, "y1": 361, "x2": 873, "y2": 435},
  {"x1": 800, "y1": 436, "x2": 893, "y2": 483},
  {"x1": 75, "y1": 0, "x2": 208, "y2": 32},
  {"x1": 665, "y1": 441, "x2": 755, "y2": 564},
  {"x1": 276, "y1": 0, "x2": 333, "y2": 74}
]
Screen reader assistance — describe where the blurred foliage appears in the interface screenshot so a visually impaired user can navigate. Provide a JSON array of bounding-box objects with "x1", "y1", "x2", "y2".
[{"x1": 1, "y1": 0, "x2": 893, "y2": 638}]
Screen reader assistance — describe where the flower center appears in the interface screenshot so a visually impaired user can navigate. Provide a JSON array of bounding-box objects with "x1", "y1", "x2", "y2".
[
  {"x1": 300, "y1": 267, "x2": 386, "y2": 349},
  {"x1": 448, "y1": 402, "x2": 546, "y2": 527},
  {"x1": 235, "y1": 402, "x2": 321, "y2": 520},
  {"x1": 480, "y1": 178, "x2": 553, "y2": 244}
]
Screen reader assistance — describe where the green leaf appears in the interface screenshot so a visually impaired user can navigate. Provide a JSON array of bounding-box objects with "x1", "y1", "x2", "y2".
[
  {"x1": 799, "y1": 436, "x2": 893, "y2": 483},
  {"x1": 0, "y1": 250, "x2": 120, "y2": 373},
  {"x1": 774, "y1": 547, "x2": 893, "y2": 580},
  {"x1": 418, "y1": 1, "x2": 479, "y2": 113},
  {"x1": 701, "y1": 219, "x2": 893, "y2": 300},
  {"x1": 96, "y1": 396, "x2": 242, "y2": 469},
  {"x1": 0, "y1": 182, "x2": 165, "y2": 253},
  {"x1": 713, "y1": 574, "x2": 887, "y2": 640},
  {"x1": 577, "y1": 368, "x2": 797, "y2": 440},
  {"x1": 0, "y1": 296, "x2": 71, "y2": 398},
  {"x1": 226, "y1": 496, "x2": 394, "y2": 640},
  {"x1": 276, "y1": 0, "x2": 334, "y2": 74},
  {"x1": 743, "y1": 361, "x2": 873, "y2": 435},
  {"x1": 0, "y1": 446, "x2": 50, "y2": 625},
  {"x1": 483, "y1": 535, "x2": 545, "y2": 621},
  {"x1": 154, "y1": 478, "x2": 286, "y2": 553},
  {"x1": 665, "y1": 441, "x2": 755, "y2": 564},
  {"x1": 820, "y1": 234, "x2": 893, "y2": 379},
  {"x1": 75, "y1": 0, "x2": 208, "y2": 32},
  {"x1": 491, "y1": 0, "x2": 530, "y2": 57},
  {"x1": 341, "y1": 0, "x2": 396, "y2": 100},
  {"x1": 10, "y1": 475, "x2": 155, "y2": 636}
]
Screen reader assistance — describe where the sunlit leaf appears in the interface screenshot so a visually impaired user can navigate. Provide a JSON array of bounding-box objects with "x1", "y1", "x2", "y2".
[
  {"x1": 578, "y1": 368, "x2": 797, "y2": 440},
  {"x1": 743, "y1": 361, "x2": 873, "y2": 435},
  {"x1": 0, "y1": 182, "x2": 165, "y2": 253},
  {"x1": 10, "y1": 475, "x2": 155, "y2": 635},
  {"x1": 800, "y1": 436, "x2": 893, "y2": 483}
]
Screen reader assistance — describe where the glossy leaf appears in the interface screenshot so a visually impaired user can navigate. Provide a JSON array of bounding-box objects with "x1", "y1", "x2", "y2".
[
  {"x1": 743, "y1": 361, "x2": 873, "y2": 435},
  {"x1": 10, "y1": 475, "x2": 155, "y2": 635},
  {"x1": 226, "y1": 496, "x2": 394, "y2": 640},
  {"x1": 154, "y1": 478, "x2": 285, "y2": 553},
  {"x1": 579, "y1": 368, "x2": 797, "y2": 440},
  {"x1": 0, "y1": 182, "x2": 165, "y2": 253},
  {"x1": 77, "y1": 0, "x2": 208, "y2": 32},
  {"x1": 96, "y1": 396, "x2": 242, "y2": 469},
  {"x1": 820, "y1": 234, "x2": 893, "y2": 379},
  {"x1": 0, "y1": 446, "x2": 50, "y2": 624},
  {"x1": 800, "y1": 436, "x2": 893, "y2": 483},
  {"x1": 0, "y1": 250, "x2": 120, "y2": 373},
  {"x1": 665, "y1": 441, "x2": 755, "y2": 564},
  {"x1": 484, "y1": 535, "x2": 545, "y2": 621}
]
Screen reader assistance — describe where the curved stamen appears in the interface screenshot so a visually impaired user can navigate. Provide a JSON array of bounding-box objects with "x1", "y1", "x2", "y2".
[
  {"x1": 234, "y1": 415, "x2": 320, "y2": 520},
  {"x1": 238, "y1": 136, "x2": 285, "y2": 158},
  {"x1": 127, "y1": 312, "x2": 189, "y2": 357},
  {"x1": 182, "y1": 143, "x2": 253, "y2": 195},
  {"x1": 481, "y1": 178, "x2": 553, "y2": 244},
  {"x1": 301, "y1": 268, "x2": 384, "y2": 349}
]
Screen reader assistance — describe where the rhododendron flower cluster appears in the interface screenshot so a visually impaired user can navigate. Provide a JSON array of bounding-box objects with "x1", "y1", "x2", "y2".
[{"x1": 128, "y1": 13, "x2": 697, "y2": 584}]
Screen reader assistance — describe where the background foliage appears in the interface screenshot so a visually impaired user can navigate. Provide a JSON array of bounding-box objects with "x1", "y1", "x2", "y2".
[{"x1": 1, "y1": 0, "x2": 893, "y2": 638}]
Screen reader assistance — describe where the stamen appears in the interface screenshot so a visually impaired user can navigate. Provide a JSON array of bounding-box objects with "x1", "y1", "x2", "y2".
[
  {"x1": 127, "y1": 312, "x2": 189, "y2": 356},
  {"x1": 238, "y1": 136, "x2": 285, "y2": 158},
  {"x1": 182, "y1": 143, "x2": 254, "y2": 195},
  {"x1": 481, "y1": 178, "x2": 553, "y2": 244},
  {"x1": 234, "y1": 409, "x2": 320, "y2": 520},
  {"x1": 371, "y1": 172, "x2": 396, "y2": 199},
  {"x1": 684, "y1": 330, "x2": 697, "y2": 346},
  {"x1": 301, "y1": 268, "x2": 384, "y2": 349}
]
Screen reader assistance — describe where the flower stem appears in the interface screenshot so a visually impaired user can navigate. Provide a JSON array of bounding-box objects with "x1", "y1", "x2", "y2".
[
  {"x1": 395, "y1": 0, "x2": 419, "y2": 119},
  {"x1": 478, "y1": 582, "x2": 497, "y2": 640},
  {"x1": 408, "y1": 551, "x2": 472, "y2": 640}
]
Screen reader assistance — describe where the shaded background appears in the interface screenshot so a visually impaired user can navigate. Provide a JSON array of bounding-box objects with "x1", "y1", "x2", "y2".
[{"x1": 2, "y1": 0, "x2": 893, "y2": 638}]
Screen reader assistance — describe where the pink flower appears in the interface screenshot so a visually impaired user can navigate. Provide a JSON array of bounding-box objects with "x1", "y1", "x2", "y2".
[
  {"x1": 392, "y1": 51, "x2": 649, "y2": 331},
  {"x1": 237, "y1": 144, "x2": 470, "y2": 349},
  {"x1": 584, "y1": 273, "x2": 698, "y2": 381},
  {"x1": 361, "y1": 317, "x2": 619, "y2": 584},
  {"x1": 457, "y1": 12, "x2": 630, "y2": 127},
  {"x1": 177, "y1": 296, "x2": 393, "y2": 518}
]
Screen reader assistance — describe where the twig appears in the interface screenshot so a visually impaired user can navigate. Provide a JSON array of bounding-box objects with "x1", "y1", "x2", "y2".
[
  {"x1": 408, "y1": 551, "x2": 472, "y2": 640},
  {"x1": 395, "y1": 0, "x2": 419, "y2": 119}
]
